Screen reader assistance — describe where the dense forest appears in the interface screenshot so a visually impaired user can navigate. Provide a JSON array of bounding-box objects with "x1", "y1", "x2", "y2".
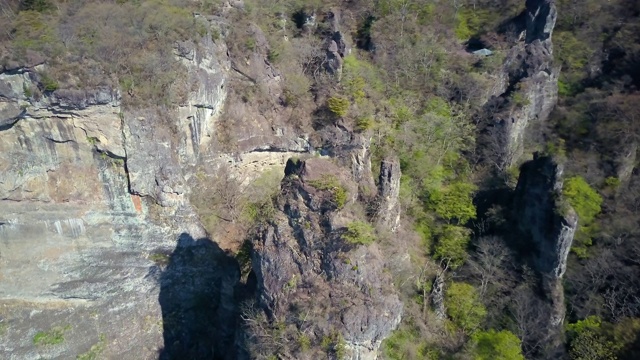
[{"x1": 1, "y1": 0, "x2": 639, "y2": 359}]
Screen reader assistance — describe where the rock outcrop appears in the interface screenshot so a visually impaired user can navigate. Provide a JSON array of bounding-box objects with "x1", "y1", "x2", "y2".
[
  {"x1": 512, "y1": 153, "x2": 577, "y2": 356},
  {"x1": 480, "y1": 0, "x2": 559, "y2": 169},
  {"x1": 250, "y1": 158, "x2": 402, "y2": 360},
  {"x1": 375, "y1": 157, "x2": 401, "y2": 232},
  {"x1": 174, "y1": 27, "x2": 229, "y2": 165},
  {"x1": 324, "y1": 9, "x2": 351, "y2": 76},
  {"x1": 315, "y1": 120, "x2": 377, "y2": 197},
  {"x1": 0, "y1": 21, "x2": 242, "y2": 359},
  {"x1": 513, "y1": 154, "x2": 577, "y2": 279}
]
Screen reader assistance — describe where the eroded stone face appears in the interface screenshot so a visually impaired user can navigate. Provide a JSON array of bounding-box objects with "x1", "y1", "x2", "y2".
[
  {"x1": 0, "y1": 112, "x2": 175, "y2": 359},
  {"x1": 479, "y1": 0, "x2": 559, "y2": 170},
  {"x1": 0, "y1": 8, "x2": 404, "y2": 360},
  {"x1": 375, "y1": 157, "x2": 401, "y2": 233},
  {"x1": 512, "y1": 155, "x2": 578, "y2": 357},
  {"x1": 251, "y1": 159, "x2": 403, "y2": 360},
  {"x1": 0, "y1": 27, "x2": 232, "y2": 359},
  {"x1": 513, "y1": 155, "x2": 577, "y2": 279}
]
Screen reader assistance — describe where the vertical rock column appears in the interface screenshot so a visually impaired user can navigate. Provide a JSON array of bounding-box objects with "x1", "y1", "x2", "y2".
[
  {"x1": 512, "y1": 154, "x2": 578, "y2": 355},
  {"x1": 375, "y1": 157, "x2": 401, "y2": 233},
  {"x1": 480, "y1": 0, "x2": 560, "y2": 169}
]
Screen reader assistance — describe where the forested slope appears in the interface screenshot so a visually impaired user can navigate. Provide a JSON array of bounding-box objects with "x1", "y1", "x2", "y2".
[{"x1": 0, "y1": 0, "x2": 639, "y2": 359}]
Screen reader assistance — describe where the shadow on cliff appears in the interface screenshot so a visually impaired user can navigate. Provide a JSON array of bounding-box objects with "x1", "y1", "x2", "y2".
[{"x1": 158, "y1": 233, "x2": 242, "y2": 360}]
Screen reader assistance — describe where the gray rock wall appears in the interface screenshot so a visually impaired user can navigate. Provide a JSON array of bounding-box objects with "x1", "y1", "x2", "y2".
[
  {"x1": 251, "y1": 158, "x2": 402, "y2": 360},
  {"x1": 512, "y1": 154, "x2": 577, "y2": 356},
  {"x1": 481, "y1": 0, "x2": 560, "y2": 170},
  {"x1": 0, "y1": 7, "x2": 410, "y2": 360},
  {"x1": 513, "y1": 154, "x2": 577, "y2": 279},
  {"x1": 0, "y1": 28, "x2": 234, "y2": 359},
  {"x1": 375, "y1": 157, "x2": 401, "y2": 232}
]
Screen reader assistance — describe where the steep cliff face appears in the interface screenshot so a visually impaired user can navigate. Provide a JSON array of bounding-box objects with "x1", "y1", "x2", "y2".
[
  {"x1": 375, "y1": 157, "x2": 401, "y2": 232},
  {"x1": 0, "y1": 27, "x2": 240, "y2": 359},
  {"x1": 316, "y1": 121, "x2": 377, "y2": 197},
  {"x1": 481, "y1": 0, "x2": 559, "y2": 169},
  {"x1": 174, "y1": 30, "x2": 229, "y2": 166},
  {"x1": 512, "y1": 154, "x2": 577, "y2": 355},
  {"x1": 250, "y1": 158, "x2": 402, "y2": 360},
  {"x1": 513, "y1": 154, "x2": 577, "y2": 279}
]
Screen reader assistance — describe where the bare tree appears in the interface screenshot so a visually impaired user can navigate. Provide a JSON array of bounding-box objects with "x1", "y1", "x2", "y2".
[
  {"x1": 467, "y1": 236, "x2": 515, "y2": 298},
  {"x1": 509, "y1": 284, "x2": 550, "y2": 358}
]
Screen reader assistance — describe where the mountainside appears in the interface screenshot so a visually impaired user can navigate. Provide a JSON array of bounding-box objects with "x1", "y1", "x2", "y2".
[{"x1": 1, "y1": 0, "x2": 639, "y2": 359}]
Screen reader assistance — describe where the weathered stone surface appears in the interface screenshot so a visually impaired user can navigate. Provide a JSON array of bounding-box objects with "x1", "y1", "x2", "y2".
[
  {"x1": 512, "y1": 154, "x2": 577, "y2": 357},
  {"x1": 513, "y1": 154, "x2": 577, "y2": 279},
  {"x1": 0, "y1": 102, "x2": 22, "y2": 129},
  {"x1": 0, "y1": 8, "x2": 406, "y2": 360},
  {"x1": 0, "y1": 71, "x2": 31, "y2": 103},
  {"x1": 49, "y1": 88, "x2": 121, "y2": 110},
  {"x1": 525, "y1": 0, "x2": 556, "y2": 43},
  {"x1": 251, "y1": 158, "x2": 402, "y2": 360},
  {"x1": 122, "y1": 109, "x2": 188, "y2": 208},
  {"x1": 375, "y1": 157, "x2": 401, "y2": 232},
  {"x1": 0, "y1": 23, "x2": 241, "y2": 360},
  {"x1": 616, "y1": 142, "x2": 637, "y2": 184},
  {"x1": 431, "y1": 271, "x2": 446, "y2": 320},
  {"x1": 323, "y1": 9, "x2": 351, "y2": 76},
  {"x1": 175, "y1": 25, "x2": 229, "y2": 165},
  {"x1": 315, "y1": 121, "x2": 376, "y2": 197},
  {"x1": 480, "y1": 0, "x2": 559, "y2": 169}
]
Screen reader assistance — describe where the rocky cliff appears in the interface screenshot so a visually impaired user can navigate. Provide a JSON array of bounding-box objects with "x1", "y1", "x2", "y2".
[
  {"x1": 374, "y1": 157, "x2": 401, "y2": 232},
  {"x1": 0, "y1": 26, "x2": 243, "y2": 358},
  {"x1": 0, "y1": 9, "x2": 400, "y2": 358},
  {"x1": 480, "y1": 0, "x2": 559, "y2": 170},
  {"x1": 0, "y1": 0, "x2": 583, "y2": 358},
  {"x1": 513, "y1": 154, "x2": 577, "y2": 279},
  {"x1": 512, "y1": 154, "x2": 578, "y2": 356},
  {"x1": 248, "y1": 158, "x2": 402, "y2": 360}
]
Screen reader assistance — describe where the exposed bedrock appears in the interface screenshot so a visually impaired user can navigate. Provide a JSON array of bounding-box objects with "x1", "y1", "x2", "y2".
[
  {"x1": 512, "y1": 154, "x2": 578, "y2": 357},
  {"x1": 251, "y1": 158, "x2": 403, "y2": 360},
  {"x1": 479, "y1": 0, "x2": 560, "y2": 170}
]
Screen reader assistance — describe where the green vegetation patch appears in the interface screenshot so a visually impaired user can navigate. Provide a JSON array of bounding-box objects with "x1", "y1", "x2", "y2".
[
  {"x1": 321, "y1": 331, "x2": 347, "y2": 359},
  {"x1": 433, "y1": 225, "x2": 471, "y2": 269},
  {"x1": 149, "y1": 252, "x2": 170, "y2": 266},
  {"x1": 428, "y1": 181, "x2": 477, "y2": 224},
  {"x1": 77, "y1": 334, "x2": 107, "y2": 360},
  {"x1": 307, "y1": 175, "x2": 348, "y2": 209},
  {"x1": 297, "y1": 332, "x2": 311, "y2": 352},
  {"x1": 33, "y1": 325, "x2": 70, "y2": 346},
  {"x1": 564, "y1": 316, "x2": 640, "y2": 360},
  {"x1": 445, "y1": 282, "x2": 486, "y2": 333},
  {"x1": 382, "y1": 327, "x2": 438, "y2": 360},
  {"x1": 472, "y1": 330, "x2": 524, "y2": 360},
  {"x1": 567, "y1": 316, "x2": 618, "y2": 360},
  {"x1": 563, "y1": 176, "x2": 603, "y2": 223},
  {"x1": 38, "y1": 72, "x2": 59, "y2": 92},
  {"x1": 327, "y1": 96, "x2": 350, "y2": 117},
  {"x1": 342, "y1": 221, "x2": 376, "y2": 245},
  {"x1": 562, "y1": 176, "x2": 603, "y2": 257}
]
